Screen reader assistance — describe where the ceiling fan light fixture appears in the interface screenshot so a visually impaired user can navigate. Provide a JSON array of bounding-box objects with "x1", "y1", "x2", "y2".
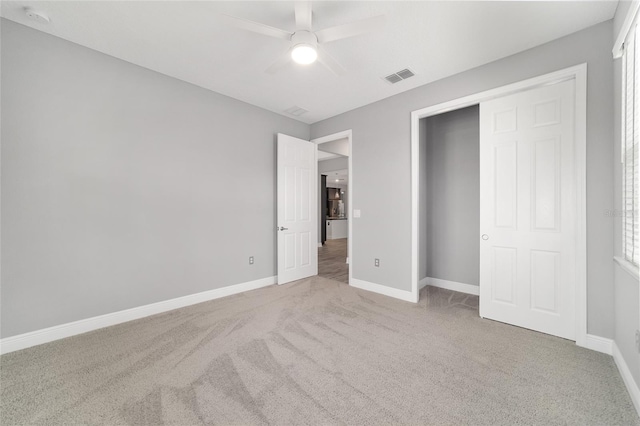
[{"x1": 291, "y1": 44, "x2": 317, "y2": 65}]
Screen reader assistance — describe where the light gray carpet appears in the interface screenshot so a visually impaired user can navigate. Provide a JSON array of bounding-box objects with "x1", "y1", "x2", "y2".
[{"x1": 1, "y1": 276, "x2": 638, "y2": 425}]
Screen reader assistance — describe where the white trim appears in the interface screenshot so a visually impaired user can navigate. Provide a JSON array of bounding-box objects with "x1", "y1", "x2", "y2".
[
  {"x1": 613, "y1": 341, "x2": 640, "y2": 416},
  {"x1": 312, "y1": 130, "x2": 353, "y2": 287},
  {"x1": 613, "y1": 0, "x2": 640, "y2": 59},
  {"x1": 528, "y1": 334, "x2": 640, "y2": 415},
  {"x1": 410, "y1": 64, "x2": 588, "y2": 347},
  {"x1": 350, "y1": 278, "x2": 415, "y2": 303},
  {"x1": 0, "y1": 276, "x2": 276, "y2": 355},
  {"x1": 615, "y1": 256, "x2": 640, "y2": 280},
  {"x1": 425, "y1": 277, "x2": 480, "y2": 296},
  {"x1": 574, "y1": 64, "x2": 588, "y2": 348},
  {"x1": 584, "y1": 335, "x2": 640, "y2": 418},
  {"x1": 318, "y1": 242, "x2": 323, "y2": 248},
  {"x1": 411, "y1": 107, "x2": 420, "y2": 304},
  {"x1": 584, "y1": 334, "x2": 614, "y2": 355}
]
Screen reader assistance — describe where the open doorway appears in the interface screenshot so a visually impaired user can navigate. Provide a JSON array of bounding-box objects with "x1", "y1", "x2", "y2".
[
  {"x1": 419, "y1": 105, "x2": 480, "y2": 297},
  {"x1": 313, "y1": 131, "x2": 352, "y2": 285}
]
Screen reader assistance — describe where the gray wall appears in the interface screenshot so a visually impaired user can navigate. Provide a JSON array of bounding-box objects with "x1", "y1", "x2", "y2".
[
  {"x1": 423, "y1": 106, "x2": 480, "y2": 286},
  {"x1": 311, "y1": 21, "x2": 615, "y2": 338},
  {"x1": 1, "y1": 20, "x2": 309, "y2": 338},
  {"x1": 612, "y1": 1, "x2": 640, "y2": 386}
]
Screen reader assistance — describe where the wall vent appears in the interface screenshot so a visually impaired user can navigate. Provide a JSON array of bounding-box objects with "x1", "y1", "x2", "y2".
[
  {"x1": 284, "y1": 105, "x2": 308, "y2": 116},
  {"x1": 383, "y1": 68, "x2": 416, "y2": 84}
]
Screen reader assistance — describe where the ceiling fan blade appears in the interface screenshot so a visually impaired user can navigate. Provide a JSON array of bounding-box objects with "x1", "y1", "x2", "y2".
[
  {"x1": 317, "y1": 47, "x2": 346, "y2": 76},
  {"x1": 295, "y1": 1, "x2": 313, "y2": 30},
  {"x1": 219, "y1": 14, "x2": 292, "y2": 41},
  {"x1": 265, "y1": 49, "x2": 293, "y2": 74},
  {"x1": 315, "y1": 15, "x2": 386, "y2": 44}
]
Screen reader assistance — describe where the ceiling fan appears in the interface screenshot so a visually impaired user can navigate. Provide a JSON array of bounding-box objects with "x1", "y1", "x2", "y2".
[{"x1": 220, "y1": 2, "x2": 386, "y2": 75}]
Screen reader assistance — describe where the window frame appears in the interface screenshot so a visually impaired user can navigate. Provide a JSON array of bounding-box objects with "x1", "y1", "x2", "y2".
[{"x1": 619, "y1": 19, "x2": 640, "y2": 276}]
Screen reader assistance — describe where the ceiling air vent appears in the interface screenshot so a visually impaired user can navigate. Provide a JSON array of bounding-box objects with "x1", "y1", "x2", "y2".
[
  {"x1": 396, "y1": 69, "x2": 415, "y2": 79},
  {"x1": 383, "y1": 68, "x2": 416, "y2": 84},
  {"x1": 384, "y1": 73, "x2": 403, "y2": 84},
  {"x1": 284, "y1": 105, "x2": 308, "y2": 116}
]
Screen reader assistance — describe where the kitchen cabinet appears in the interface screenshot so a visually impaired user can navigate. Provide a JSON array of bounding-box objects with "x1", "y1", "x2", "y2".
[{"x1": 327, "y1": 219, "x2": 348, "y2": 240}]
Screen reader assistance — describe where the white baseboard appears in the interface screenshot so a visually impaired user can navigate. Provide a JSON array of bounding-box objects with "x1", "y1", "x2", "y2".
[
  {"x1": 350, "y1": 278, "x2": 416, "y2": 303},
  {"x1": 425, "y1": 277, "x2": 479, "y2": 296},
  {"x1": 317, "y1": 243, "x2": 322, "y2": 248},
  {"x1": 584, "y1": 334, "x2": 613, "y2": 355},
  {"x1": 581, "y1": 335, "x2": 639, "y2": 416},
  {"x1": 0, "y1": 276, "x2": 276, "y2": 355},
  {"x1": 613, "y1": 341, "x2": 640, "y2": 416}
]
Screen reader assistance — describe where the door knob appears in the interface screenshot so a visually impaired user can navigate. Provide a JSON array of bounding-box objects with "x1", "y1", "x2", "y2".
[
  {"x1": 279, "y1": 226, "x2": 288, "y2": 231},
  {"x1": 481, "y1": 234, "x2": 489, "y2": 240}
]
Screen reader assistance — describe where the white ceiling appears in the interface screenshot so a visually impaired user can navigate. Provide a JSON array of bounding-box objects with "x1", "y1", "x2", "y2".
[
  {"x1": 318, "y1": 150, "x2": 342, "y2": 161},
  {"x1": 1, "y1": 1, "x2": 617, "y2": 124}
]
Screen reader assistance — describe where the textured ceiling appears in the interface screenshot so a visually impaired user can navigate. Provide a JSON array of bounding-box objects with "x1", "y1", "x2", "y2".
[{"x1": 1, "y1": 1, "x2": 618, "y2": 123}]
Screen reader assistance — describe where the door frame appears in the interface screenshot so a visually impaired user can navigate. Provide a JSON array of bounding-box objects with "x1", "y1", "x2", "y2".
[
  {"x1": 312, "y1": 129, "x2": 353, "y2": 285},
  {"x1": 410, "y1": 64, "x2": 588, "y2": 347}
]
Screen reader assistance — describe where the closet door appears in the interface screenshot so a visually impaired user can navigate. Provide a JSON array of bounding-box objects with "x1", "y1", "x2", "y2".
[{"x1": 479, "y1": 80, "x2": 576, "y2": 340}]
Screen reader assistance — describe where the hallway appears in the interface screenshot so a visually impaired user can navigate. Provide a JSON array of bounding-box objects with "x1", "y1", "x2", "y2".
[{"x1": 318, "y1": 238, "x2": 348, "y2": 284}]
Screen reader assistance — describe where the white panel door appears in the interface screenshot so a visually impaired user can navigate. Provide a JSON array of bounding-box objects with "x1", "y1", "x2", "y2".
[
  {"x1": 277, "y1": 133, "x2": 317, "y2": 284},
  {"x1": 479, "y1": 80, "x2": 576, "y2": 340}
]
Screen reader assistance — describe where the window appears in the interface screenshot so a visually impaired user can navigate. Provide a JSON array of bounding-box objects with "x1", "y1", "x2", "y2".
[{"x1": 622, "y1": 24, "x2": 640, "y2": 267}]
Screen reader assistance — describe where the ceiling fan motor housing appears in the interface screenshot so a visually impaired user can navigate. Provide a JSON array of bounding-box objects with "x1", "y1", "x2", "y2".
[{"x1": 291, "y1": 30, "x2": 318, "y2": 49}]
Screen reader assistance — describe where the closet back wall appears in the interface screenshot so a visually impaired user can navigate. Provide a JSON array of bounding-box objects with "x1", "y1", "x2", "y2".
[{"x1": 424, "y1": 106, "x2": 480, "y2": 287}]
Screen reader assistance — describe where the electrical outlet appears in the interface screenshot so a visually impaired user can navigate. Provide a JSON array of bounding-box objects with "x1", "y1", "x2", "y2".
[
  {"x1": 636, "y1": 330, "x2": 640, "y2": 353},
  {"x1": 249, "y1": 256, "x2": 254, "y2": 265},
  {"x1": 374, "y1": 258, "x2": 380, "y2": 267}
]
